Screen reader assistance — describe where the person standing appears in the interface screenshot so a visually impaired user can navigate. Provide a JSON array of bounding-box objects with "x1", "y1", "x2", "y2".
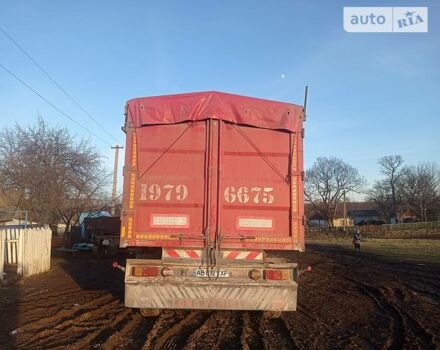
[{"x1": 353, "y1": 228, "x2": 361, "y2": 253}]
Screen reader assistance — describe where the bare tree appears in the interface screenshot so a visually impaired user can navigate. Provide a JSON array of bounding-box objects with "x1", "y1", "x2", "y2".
[
  {"x1": 0, "y1": 185, "x2": 21, "y2": 209},
  {"x1": 0, "y1": 117, "x2": 110, "y2": 229},
  {"x1": 377, "y1": 155, "x2": 405, "y2": 220},
  {"x1": 305, "y1": 157, "x2": 366, "y2": 226},
  {"x1": 402, "y1": 162, "x2": 440, "y2": 222},
  {"x1": 368, "y1": 179, "x2": 393, "y2": 220}
]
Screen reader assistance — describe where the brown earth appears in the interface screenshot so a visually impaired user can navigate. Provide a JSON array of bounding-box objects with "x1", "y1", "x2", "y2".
[{"x1": 0, "y1": 244, "x2": 439, "y2": 350}]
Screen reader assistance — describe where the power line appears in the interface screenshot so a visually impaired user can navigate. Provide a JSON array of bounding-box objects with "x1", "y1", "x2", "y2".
[
  {"x1": 0, "y1": 25, "x2": 120, "y2": 143},
  {"x1": 0, "y1": 62, "x2": 112, "y2": 147}
]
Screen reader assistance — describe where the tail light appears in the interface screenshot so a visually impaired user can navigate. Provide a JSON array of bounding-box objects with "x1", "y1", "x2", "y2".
[
  {"x1": 264, "y1": 269, "x2": 290, "y2": 280},
  {"x1": 249, "y1": 269, "x2": 262, "y2": 280},
  {"x1": 132, "y1": 266, "x2": 159, "y2": 277}
]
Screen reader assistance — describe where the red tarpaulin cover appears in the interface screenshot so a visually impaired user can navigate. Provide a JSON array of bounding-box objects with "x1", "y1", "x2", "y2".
[{"x1": 126, "y1": 91, "x2": 303, "y2": 132}]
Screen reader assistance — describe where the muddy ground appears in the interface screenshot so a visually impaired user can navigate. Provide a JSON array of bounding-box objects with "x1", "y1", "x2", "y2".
[{"x1": 1, "y1": 244, "x2": 439, "y2": 350}]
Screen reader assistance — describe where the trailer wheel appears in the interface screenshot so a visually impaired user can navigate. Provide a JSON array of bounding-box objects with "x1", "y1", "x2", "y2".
[{"x1": 139, "y1": 308, "x2": 161, "y2": 317}]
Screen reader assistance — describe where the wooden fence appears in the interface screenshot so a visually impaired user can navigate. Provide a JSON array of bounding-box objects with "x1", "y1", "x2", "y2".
[
  {"x1": 0, "y1": 227, "x2": 52, "y2": 282},
  {"x1": 0, "y1": 230, "x2": 4, "y2": 282},
  {"x1": 306, "y1": 220, "x2": 440, "y2": 235},
  {"x1": 4, "y1": 227, "x2": 20, "y2": 264},
  {"x1": 382, "y1": 221, "x2": 440, "y2": 231}
]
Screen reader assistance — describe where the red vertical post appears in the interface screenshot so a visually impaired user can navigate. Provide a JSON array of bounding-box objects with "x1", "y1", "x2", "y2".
[
  {"x1": 209, "y1": 119, "x2": 219, "y2": 243},
  {"x1": 120, "y1": 121, "x2": 136, "y2": 248},
  {"x1": 297, "y1": 118, "x2": 305, "y2": 252}
]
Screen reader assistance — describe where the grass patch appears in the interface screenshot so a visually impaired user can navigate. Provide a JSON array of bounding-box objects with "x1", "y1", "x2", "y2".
[{"x1": 307, "y1": 238, "x2": 440, "y2": 263}]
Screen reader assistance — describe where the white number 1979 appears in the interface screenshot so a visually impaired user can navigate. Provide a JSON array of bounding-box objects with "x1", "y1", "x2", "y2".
[{"x1": 140, "y1": 184, "x2": 188, "y2": 201}]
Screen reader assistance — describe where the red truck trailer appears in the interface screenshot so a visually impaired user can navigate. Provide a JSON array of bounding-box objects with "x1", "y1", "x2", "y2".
[{"x1": 120, "y1": 91, "x2": 305, "y2": 313}]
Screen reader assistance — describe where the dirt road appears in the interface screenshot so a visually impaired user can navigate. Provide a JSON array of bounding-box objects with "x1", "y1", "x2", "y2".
[{"x1": 1, "y1": 244, "x2": 439, "y2": 349}]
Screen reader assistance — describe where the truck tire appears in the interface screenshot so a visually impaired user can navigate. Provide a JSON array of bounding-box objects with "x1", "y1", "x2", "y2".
[{"x1": 139, "y1": 308, "x2": 161, "y2": 317}]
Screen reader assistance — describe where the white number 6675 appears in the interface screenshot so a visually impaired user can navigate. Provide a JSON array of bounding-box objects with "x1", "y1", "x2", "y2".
[{"x1": 224, "y1": 186, "x2": 274, "y2": 204}]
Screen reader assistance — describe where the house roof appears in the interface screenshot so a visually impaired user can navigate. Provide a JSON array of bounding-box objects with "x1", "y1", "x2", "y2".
[
  {"x1": 348, "y1": 209, "x2": 379, "y2": 217},
  {"x1": 306, "y1": 202, "x2": 379, "y2": 219},
  {"x1": 399, "y1": 209, "x2": 417, "y2": 219},
  {"x1": 308, "y1": 212, "x2": 327, "y2": 220},
  {"x1": 0, "y1": 208, "x2": 26, "y2": 223}
]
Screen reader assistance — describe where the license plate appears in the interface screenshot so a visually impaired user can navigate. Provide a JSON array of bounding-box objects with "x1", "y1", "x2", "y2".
[{"x1": 192, "y1": 268, "x2": 230, "y2": 278}]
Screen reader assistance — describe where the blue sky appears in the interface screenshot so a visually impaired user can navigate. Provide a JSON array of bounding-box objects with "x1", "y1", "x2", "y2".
[{"x1": 1, "y1": 1, "x2": 439, "y2": 198}]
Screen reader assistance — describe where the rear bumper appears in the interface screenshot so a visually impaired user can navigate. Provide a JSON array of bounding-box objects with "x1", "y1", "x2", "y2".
[
  {"x1": 124, "y1": 259, "x2": 298, "y2": 311},
  {"x1": 126, "y1": 280, "x2": 297, "y2": 311}
]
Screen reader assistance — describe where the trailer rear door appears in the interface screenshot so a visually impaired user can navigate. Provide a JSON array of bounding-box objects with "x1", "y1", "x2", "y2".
[{"x1": 121, "y1": 121, "x2": 207, "y2": 247}]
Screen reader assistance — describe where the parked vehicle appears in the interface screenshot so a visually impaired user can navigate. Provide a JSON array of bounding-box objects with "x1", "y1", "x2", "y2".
[
  {"x1": 84, "y1": 216, "x2": 121, "y2": 257},
  {"x1": 119, "y1": 91, "x2": 305, "y2": 313}
]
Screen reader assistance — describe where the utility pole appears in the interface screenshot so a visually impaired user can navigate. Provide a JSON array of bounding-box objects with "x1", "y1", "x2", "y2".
[
  {"x1": 343, "y1": 191, "x2": 347, "y2": 232},
  {"x1": 303, "y1": 85, "x2": 308, "y2": 121},
  {"x1": 111, "y1": 145, "x2": 124, "y2": 215}
]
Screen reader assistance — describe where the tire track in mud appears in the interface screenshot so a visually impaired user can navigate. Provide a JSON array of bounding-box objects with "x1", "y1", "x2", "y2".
[
  {"x1": 0, "y1": 285, "x2": 82, "y2": 311},
  {"x1": 258, "y1": 313, "x2": 298, "y2": 350},
  {"x1": 20, "y1": 285, "x2": 107, "y2": 304},
  {"x1": 211, "y1": 312, "x2": 242, "y2": 349},
  {"x1": 179, "y1": 312, "x2": 218, "y2": 349},
  {"x1": 17, "y1": 291, "x2": 109, "y2": 325},
  {"x1": 319, "y1": 246, "x2": 440, "y2": 350},
  {"x1": 385, "y1": 287, "x2": 436, "y2": 350},
  {"x1": 143, "y1": 311, "x2": 213, "y2": 350},
  {"x1": 100, "y1": 312, "x2": 156, "y2": 350},
  {"x1": 123, "y1": 317, "x2": 158, "y2": 350},
  {"x1": 14, "y1": 294, "x2": 118, "y2": 348},
  {"x1": 282, "y1": 303, "x2": 333, "y2": 349},
  {"x1": 360, "y1": 285, "x2": 404, "y2": 349},
  {"x1": 240, "y1": 312, "x2": 265, "y2": 350},
  {"x1": 21, "y1": 303, "x2": 130, "y2": 349},
  {"x1": 140, "y1": 310, "x2": 191, "y2": 349},
  {"x1": 402, "y1": 282, "x2": 440, "y2": 305},
  {"x1": 181, "y1": 311, "x2": 242, "y2": 350},
  {"x1": 62, "y1": 308, "x2": 133, "y2": 349},
  {"x1": 294, "y1": 250, "x2": 436, "y2": 350},
  {"x1": 356, "y1": 281, "x2": 436, "y2": 350},
  {"x1": 19, "y1": 289, "x2": 102, "y2": 309}
]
